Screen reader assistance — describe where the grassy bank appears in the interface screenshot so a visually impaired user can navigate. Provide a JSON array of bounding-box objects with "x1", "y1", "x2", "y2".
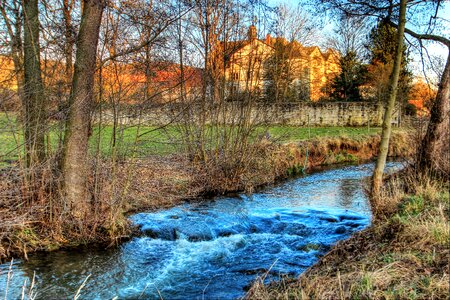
[
  {"x1": 247, "y1": 172, "x2": 449, "y2": 299},
  {"x1": 0, "y1": 127, "x2": 411, "y2": 260}
]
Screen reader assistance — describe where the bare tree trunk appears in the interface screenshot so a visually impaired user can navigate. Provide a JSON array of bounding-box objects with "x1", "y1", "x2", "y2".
[
  {"x1": 371, "y1": 0, "x2": 407, "y2": 197},
  {"x1": 22, "y1": 0, "x2": 46, "y2": 166},
  {"x1": 418, "y1": 51, "x2": 449, "y2": 176},
  {"x1": 0, "y1": 0, "x2": 24, "y2": 102},
  {"x1": 177, "y1": 1, "x2": 185, "y2": 103},
  {"x1": 144, "y1": 43, "x2": 152, "y2": 103},
  {"x1": 62, "y1": 0, "x2": 104, "y2": 220},
  {"x1": 63, "y1": 0, "x2": 74, "y2": 81}
]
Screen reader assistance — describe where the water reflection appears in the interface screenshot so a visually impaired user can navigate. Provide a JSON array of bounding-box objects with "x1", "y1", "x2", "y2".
[{"x1": 338, "y1": 178, "x2": 360, "y2": 209}]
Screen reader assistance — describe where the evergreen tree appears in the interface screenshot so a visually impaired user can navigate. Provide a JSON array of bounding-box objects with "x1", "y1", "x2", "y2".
[
  {"x1": 368, "y1": 21, "x2": 399, "y2": 64},
  {"x1": 366, "y1": 20, "x2": 412, "y2": 106},
  {"x1": 329, "y1": 51, "x2": 366, "y2": 101}
]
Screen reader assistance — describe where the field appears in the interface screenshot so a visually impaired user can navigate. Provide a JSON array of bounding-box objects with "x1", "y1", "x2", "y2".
[{"x1": 0, "y1": 112, "x2": 381, "y2": 162}]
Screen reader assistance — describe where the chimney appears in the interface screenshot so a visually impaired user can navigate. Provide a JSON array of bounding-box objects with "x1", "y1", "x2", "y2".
[
  {"x1": 265, "y1": 34, "x2": 271, "y2": 44},
  {"x1": 248, "y1": 25, "x2": 257, "y2": 41}
]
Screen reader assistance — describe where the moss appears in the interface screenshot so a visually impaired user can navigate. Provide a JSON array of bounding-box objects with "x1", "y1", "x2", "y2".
[
  {"x1": 45, "y1": 243, "x2": 61, "y2": 252},
  {"x1": 298, "y1": 243, "x2": 321, "y2": 252},
  {"x1": 333, "y1": 151, "x2": 358, "y2": 163}
]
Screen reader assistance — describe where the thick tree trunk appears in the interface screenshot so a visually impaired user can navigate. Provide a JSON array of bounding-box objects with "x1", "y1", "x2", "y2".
[
  {"x1": 418, "y1": 51, "x2": 449, "y2": 176},
  {"x1": 371, "y1": 0, "x2": 407, "y2": 197},
  {"x1": 22, "y1": 0, "x2": 46, "y2": 166},
  {"x1": 62, "y1": 0, "x2": 103, "y2": 220}
]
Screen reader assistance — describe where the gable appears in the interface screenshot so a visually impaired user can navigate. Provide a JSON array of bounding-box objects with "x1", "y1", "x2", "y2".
[{"x1": 233, "y1": 39, "x2": 273, "y2": 57}]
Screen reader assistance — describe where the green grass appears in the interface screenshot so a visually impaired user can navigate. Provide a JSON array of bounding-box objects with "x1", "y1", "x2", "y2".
[
  {"x1": 0, "y1": 112, "x2": 381, "y2": 162},
  {"x1": 266, "y1": 125, "x2": 380, "y2": 142}
]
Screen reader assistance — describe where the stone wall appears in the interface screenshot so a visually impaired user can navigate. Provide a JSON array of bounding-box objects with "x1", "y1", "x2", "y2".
[
  {"x1": 94, "y1": 102, "x2": 399, "y2": 127},
  {"x1": 263, "y1": 102, "x2": 395, "y2": 126}
]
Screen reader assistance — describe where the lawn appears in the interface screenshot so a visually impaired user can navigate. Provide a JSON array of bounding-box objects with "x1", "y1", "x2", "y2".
[
  {"x1": 266, "y1": 125, "x2": 379, "y2": 142},
  {"x1": 0, "y1": 112, "x2": 381, "y2": 162}
]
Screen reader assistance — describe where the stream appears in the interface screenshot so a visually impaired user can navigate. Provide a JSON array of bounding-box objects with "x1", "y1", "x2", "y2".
[{"x1": 0, "y1": 162, "x2": 402, "y2": 299}]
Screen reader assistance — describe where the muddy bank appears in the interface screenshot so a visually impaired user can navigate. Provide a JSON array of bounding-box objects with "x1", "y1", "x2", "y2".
[{"x1": 0, "y1": 131, "x2": 412, "y2": 259}]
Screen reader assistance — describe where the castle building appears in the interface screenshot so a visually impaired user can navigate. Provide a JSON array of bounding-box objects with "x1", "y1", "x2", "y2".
[{"x1": 221, "y1": 25, "x2": 340, "y2": 101}]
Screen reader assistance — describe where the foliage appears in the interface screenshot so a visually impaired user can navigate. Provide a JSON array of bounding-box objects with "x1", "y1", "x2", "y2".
[
  {"x1": 328, "y1": 51, "x2": 367, "y2": 101},
  {"x1": 367, "y1": 20, "x2": 401, "y2": 64},
  {"x1": 365, "y1": 20, "x2": 412, "y2": 105},
  {"x1": 408, "y1": 79, "x2": 437, "y2": 115}
]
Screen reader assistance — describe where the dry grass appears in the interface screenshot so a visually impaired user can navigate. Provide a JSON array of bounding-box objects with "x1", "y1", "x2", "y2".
[
  {"x1": 246, "y1": 171, "x2": 449, "y2": 300},
  {"x1": 115, "y1": 155, "x2": 202, "y2": 211},
  {"x1": 197, "y1": 131, "x2": 412, "y2": 195},
  {"x1": 0, "y1": 155, "x2": 200, "y2": 260},
  {"x1": 0, "y1": 159, "x2": 130, "y2": 260}
]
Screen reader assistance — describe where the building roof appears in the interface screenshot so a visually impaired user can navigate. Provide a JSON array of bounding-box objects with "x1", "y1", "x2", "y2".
[
  {"x1": 218, "y1": 38, "x2": 274, "y2": 67},
  {"x1": 218, "y1": 26, "x2": 338, "y2": 63}
]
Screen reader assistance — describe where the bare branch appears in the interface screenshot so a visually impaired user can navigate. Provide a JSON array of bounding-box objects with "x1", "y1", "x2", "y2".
[{"x1": 387, "y1": 19, "x2": 450, "y2": 48}]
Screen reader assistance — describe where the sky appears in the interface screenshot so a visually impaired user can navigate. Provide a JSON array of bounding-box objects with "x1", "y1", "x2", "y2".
[{"x1": 265, "y1": 0, "x2": 449, "y2": 80}]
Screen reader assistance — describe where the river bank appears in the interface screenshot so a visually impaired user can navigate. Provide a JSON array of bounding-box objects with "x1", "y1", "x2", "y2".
[
  {"x1": 0, "y1": 131, "x2": 412, "y2": 260},
  {"x1": 246, "y1": 170, "x2": 449, "y2": 299}
]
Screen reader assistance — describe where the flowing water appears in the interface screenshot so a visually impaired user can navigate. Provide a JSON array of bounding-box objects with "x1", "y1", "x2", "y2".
[{"x1": 0, "y1": 162, "x2": 402, "y2": 299}]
